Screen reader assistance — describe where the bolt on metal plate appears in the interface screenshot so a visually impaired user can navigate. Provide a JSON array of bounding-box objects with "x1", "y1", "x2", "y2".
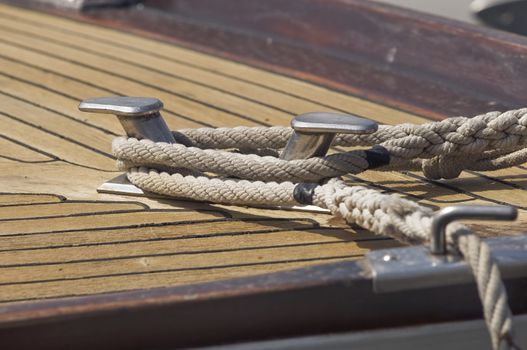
[{"x1": 367, "y1": 235, "x2": 527, "y2": 293}]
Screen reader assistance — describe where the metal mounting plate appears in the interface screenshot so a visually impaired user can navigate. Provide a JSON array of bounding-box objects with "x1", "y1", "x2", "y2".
[
  {"x1": 97, "y1": 174, "x2": 331, "y2": 213},
  {"x1": 367, "y1": 235, "x2": 527, "y2": 293}
]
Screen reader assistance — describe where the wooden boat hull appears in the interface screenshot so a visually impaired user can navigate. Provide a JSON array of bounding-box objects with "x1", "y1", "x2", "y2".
[{"x1": 0, "y1": 1, "x2": 525, "y2": 348}]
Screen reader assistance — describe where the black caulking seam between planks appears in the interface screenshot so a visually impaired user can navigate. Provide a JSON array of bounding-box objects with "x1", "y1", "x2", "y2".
[
  {"x1": 0, "y1": 110, "x2": 115, "y2": 160},
  {"x1": 0, "y1": 199, "x2": 149, "y2": 209},
  {"x1": 0, "y1": 218, "x2": 236, "y2": 238},
  {"x1": 0, "y1": 10, "x2": 365, "y2": 115},
  {"x1": 0, "y1": 215, "x2": 317, "y2": 238},
  {"x1": 0, "y1": 28, "x2": 273, "y2": 127},
  {"x1": 0, "y1": 234, "x2": 389, "y2": 255},
  {"x1": 0, "y1": 240, "x2": 359, "y2": 268},
  {"x1": 0, "y1": 224, "x2": 365, "y2": 253},
  {"x1": 0, "y1": 209, "x2": 152, "y2": 222},
  {"x1": 0, "y1": 156, "x2": 55, "y2": 164},
  {"x1": 0, "y1": 207, "x2": 230, "y2": 222},
  {"x1": 0, "y1": 52, "x2": 212, "y2": 128},
  {"x1": 0, "y1": 20, "x2": 298, "y2": 116},
  {"x1": 0, "y1": 254, "x2": 361, "y2": 288}
]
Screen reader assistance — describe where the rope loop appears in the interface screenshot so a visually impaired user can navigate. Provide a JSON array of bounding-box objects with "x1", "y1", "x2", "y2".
[{"x1": 113, "y1": 108, "x2": 525, "y2": 350}]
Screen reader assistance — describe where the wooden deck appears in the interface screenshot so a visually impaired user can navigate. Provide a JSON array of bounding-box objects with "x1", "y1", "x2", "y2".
[{"x1": 0, "y1": 2, "x2": 525, "y2": 308}]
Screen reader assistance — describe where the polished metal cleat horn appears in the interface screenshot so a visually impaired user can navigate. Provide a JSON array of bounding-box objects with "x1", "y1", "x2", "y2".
[
  {"x1": 280, "y1": 112, "x2": 378, "y2": 160},
  {"x1": 279, "y1": 112, "x2": 378, "y2": 212},
  {"x1": 80, "y1": 96, "x2": 176, "y2": 198},
  {"x1": 79, "y1": 96, "x2": 175, "y2": 143}
]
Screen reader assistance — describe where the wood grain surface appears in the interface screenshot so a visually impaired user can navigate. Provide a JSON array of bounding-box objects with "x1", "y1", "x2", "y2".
[
  {"x1": 11, "y1": 0, "x2": 527, "y2": 120},
  {"x1": 0, "y1": 1, "x2": 525, "y2": 310}
]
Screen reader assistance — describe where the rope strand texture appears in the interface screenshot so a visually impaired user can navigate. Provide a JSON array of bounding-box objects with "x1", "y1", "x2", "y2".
[
  {"x1": 173, "y1": 108, "x2": 527, "y2": 180},
  {"x1": 114, "y1": 109, "x2": 524, "y2": 350},
  {"x1": 113, "y1": 137, "x2": 370, "y2": 182},
  {"x1": 313, "y1": 178, "x2": 517, "y2": 350}
]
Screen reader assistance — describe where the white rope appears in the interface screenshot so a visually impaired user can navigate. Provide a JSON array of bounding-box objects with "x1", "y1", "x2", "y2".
[
  {"x1": 113, "y1": 110, "x2": 524, "y2": 350},
  {"x1": 457, "y1": 234, "x2": 517, "y2": 350},
  {"x1": 172, "y1": 108, "x2": 527, "y2": 180},
  {"x1": 113, "y1": 137, "x2": 370, "y2": 182},
  {"x1": 127, "y1": 167, "x2": 297, "y2": 206},
  {"x1": 313, "y1": 178, "x2": 518, "y2": 350}
]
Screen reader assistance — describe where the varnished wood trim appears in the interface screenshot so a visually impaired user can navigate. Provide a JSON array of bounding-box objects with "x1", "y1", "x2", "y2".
[{"x1": 0, "y1": 260, "x2": 525, "y2": 349}]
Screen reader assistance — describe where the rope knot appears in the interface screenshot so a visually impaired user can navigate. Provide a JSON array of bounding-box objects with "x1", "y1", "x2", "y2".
[{"x1": 422, "y1": 155, "x2": 470, "y2": 180}]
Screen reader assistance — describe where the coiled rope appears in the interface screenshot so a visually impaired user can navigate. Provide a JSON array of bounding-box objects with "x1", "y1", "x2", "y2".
[{"x1": 114, "y1": 109, "x2": 527, "y2": 350}]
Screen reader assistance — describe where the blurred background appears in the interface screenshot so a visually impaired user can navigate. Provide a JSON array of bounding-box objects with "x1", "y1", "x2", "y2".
[{"x1": 380, "y1": 0, "x2": 527, "y2": 35}]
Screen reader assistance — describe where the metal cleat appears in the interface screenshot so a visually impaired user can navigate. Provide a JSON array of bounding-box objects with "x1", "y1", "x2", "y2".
[
  {"x1": 79, "y1": 96, "x2": 175, "y2": 143},
  {"x1": 81, "y1": 97, "x2": 379, "y2": 213},
  {"x1": 80, "y1": 96, "x2": 177, "y2": 199},
  {"x1": 280, "y1": 112, "x2": 378, "y2": 160}
]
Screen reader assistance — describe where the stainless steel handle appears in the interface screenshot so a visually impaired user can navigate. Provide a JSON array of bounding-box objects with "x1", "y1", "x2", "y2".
[{"x1": 430, "y1": 205, "x2": 518, "y2": 255}]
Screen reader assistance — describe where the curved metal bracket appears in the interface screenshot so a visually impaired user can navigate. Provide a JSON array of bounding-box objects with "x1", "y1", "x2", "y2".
[{"x1": 430, "y1": 205, "x2": 518, "y2": 255}]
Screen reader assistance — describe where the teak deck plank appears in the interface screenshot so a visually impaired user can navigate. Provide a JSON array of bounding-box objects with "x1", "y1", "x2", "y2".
[
  {"x1": 0, "y1": 218, "x2": 321, "y2": 250},
  {"x1": 0, "y1": 228, "x2": 386, "y2": 264},
  {"x1": 0, "y1": 26, "x2": 292, "y2": 125},
  {"x1": 0, "y1": 257, "x2": 363, "y2": 303},
  {"x1": 0, "y1": 136, "x2": 52, "y2": 162},
  {"x1": 0, "y1": 2, "x2": 525, "y2": 309},
  {"x1": 0, "y1": 210, "x2": 227, "y2": 236},
  {"x1": 0, "y1": 3, "x2": 426, "y2": 125},
  {"x1": 0, "y1": 193, "x2": 63, "y2": 206},
  {"x1": 0, "y1": 113, "x2": 114, "y2": 170},
  {"x1": 0, "y1": 39, "x2": 209, "y2": 130},
  {"x1": 0, "y1": 14, "x2": 416, "y2": 121},
  {"x1": 0, "y1": 241, "x2": 386, "y2": 285},
  {"x1": 0, "y1": 201, "x2": 146, "y2": 220},
  {"x1": 0, "y1": 91, "x2": 114, "y2": 154},
  {"x1": 0, "y1": 56, "x2": 123, "y2": 133}
]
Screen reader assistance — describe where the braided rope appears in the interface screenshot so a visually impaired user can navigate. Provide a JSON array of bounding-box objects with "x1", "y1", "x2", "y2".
[
  {"x1": 114, "y1": 110, "x2": 524, "y2": 350},
  {"x1": 113, "y1": 137, "x2": 370, "y2": 182},
  {"x1": 313, "y1": 178, "x2": 517, "y2": 350},
  {"x1": 127, "y1": 167, "x2": 297, "y2": 206},
  {"x1": 457, "y1": 234, "x2": 517, "y2": 350},
  {"x1": 173, "y1": 109, "x2": 527, "y2": 180},
  {"x1": 177, "y1": 109, "x2": 527, "y2": 156}
]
